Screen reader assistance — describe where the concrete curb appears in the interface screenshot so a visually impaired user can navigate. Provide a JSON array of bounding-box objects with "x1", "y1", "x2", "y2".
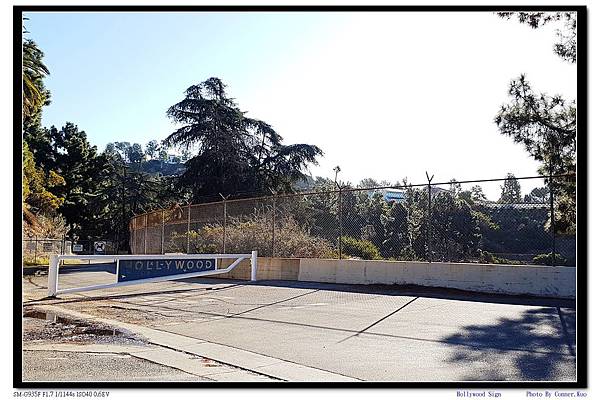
[{"x1": 38, "y1": 304, "x2": 361, "y2": 382}]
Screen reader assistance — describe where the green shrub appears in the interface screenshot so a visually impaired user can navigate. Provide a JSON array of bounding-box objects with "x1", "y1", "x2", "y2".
[
  {"x1": 532, "y1": 252, "x2": 568, "y2": 266},
  {"x1": 396, "y1": 247, "x2": 419, "y2": 261},
  {"x1": 22, "y1": 255, "x2": 49, "y2": 266},
  {"x1": 478, "y1": 250, "x2": 521, "y2": 265},
  {"x1": 166, "y1": 213, "x2": 337, "y2": 258},
  {"x1": 479, "y1": 250, "x2": 497, "y2": 264},
  {"x1": 340, "y1": 236, "x2": 382, "y2": 260}
]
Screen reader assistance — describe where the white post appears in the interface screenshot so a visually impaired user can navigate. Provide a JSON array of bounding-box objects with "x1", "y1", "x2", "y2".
[
  {"x1": 48, "y1": 255, "x2": 59, "y2": 297},
  {"x1": 115, "y1": 259, "x2": 120, "y2": 283},
  {"x1": 250, "y1": 250, "x2": 258, "y2": 282}
]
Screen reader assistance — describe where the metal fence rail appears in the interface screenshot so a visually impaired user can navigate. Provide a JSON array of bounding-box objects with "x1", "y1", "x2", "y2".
[{"x1": 129, "y1": 174, "x2": 576, "y2": 266}]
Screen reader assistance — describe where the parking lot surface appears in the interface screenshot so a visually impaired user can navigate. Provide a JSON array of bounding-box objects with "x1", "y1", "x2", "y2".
[{"x1": 22, "y1": 267, "x2": 577, "y2": 382}]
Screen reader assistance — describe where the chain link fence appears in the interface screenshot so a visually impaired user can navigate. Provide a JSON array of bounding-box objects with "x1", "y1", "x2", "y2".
[
  {"x1": 22, "y1": 238, "x2": 118, "y2": 265},
  {"x1": 130, "y1": 174, "x2": 576, "y2": 266}
]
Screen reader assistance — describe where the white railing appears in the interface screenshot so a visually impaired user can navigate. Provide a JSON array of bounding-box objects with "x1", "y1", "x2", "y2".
[{"x1": 48, "y1": 251, "x2": 258, "y2": 297}]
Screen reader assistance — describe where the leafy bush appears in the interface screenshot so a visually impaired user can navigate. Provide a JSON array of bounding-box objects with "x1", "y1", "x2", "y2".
[
  {"x1": 166, "y1": 213, "x2": 336, "y2": 258},
  {"x1": 23, "y1": 255, "x2": 50, "y2": 266},
  {"x1": 478, "y1": 250, "x2": 522, "y2": 265},
  {"x1": 23, "y1": 210, "x2": 69, "y2": 239},
  {"x1": 532, "y1": 252, "x2": 568, "y2": 266},
  {"x1": 479, "y1": 250, "x2": 497, "y2": 264},
  {"x1": 341, "y1": 236, "x2": 382, "y2": 260},
  {"x1": 396, "y1": 247, "x2": 419, "y2": 261}
]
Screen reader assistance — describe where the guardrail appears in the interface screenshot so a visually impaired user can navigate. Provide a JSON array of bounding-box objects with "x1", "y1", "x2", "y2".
[{"x1": 48, "y1": 251, "x2": 258, "y2": 297}]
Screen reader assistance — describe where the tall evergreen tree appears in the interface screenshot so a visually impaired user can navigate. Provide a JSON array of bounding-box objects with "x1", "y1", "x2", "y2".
[
  {"x1": 496, "y1": 11, "x2": 577, "y2": 234},
  {"x1": 145, "y1": 140, "x2": 161, "y2": 159},
  {"x1": 26, "y1": 122, "x2": 110, "y2": 238},
  {"x1": 499, "y1": 173, "x2": 522, "y2": 203},
  {"x1": 497, "y1": 12, "x2": 576, "y2": 63},
  {"x1": 164, "y1": 77, "x2": 323, "y2": 202},
  {"x1": 94, "y1": 149, "x2": 180, "y2": 249}
]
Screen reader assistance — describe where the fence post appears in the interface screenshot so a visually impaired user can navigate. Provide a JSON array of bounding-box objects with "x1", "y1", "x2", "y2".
[
  {"x1": 220, "y1": 195, "x2": 228, "y2": 254},
  {"x1": 426, "y1": 172, "x2": 434, "y2": 263},
  {"x1": 48, "y1": 255, "x2": 59, "y2": 297},
  {"x1": 132, "y1": 217, "x2": 137, "y2": 255},
  {"x1": 251, "y1": 250, "x2": 258, "y2": 281},
  {"x1": 34, "y1": 236, "x2": 38, "y2": 264},
  {"x1": 271, "y1": 191, "x2": 276, "y2": 258},
  {"x1": 338, "y1": 186, "x2": 342, "y2": 260},
  {"x1": 186, "y1": 204, "x2": 191, "y2": 254},
  {"x1": 143, "y1": 214, "x2": 148, "y2": 255},
  {"x1": 549, "y1": 163, "x2": 556, "y2": 267},
  {"x1": 161, "y1": 210, "x2": 165, "y2": 255}
]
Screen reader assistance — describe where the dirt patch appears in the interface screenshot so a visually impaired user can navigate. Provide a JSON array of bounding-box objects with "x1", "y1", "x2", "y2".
[
  {"x1": 68, "y1": 302, "x2": 198, "y2": 326},
  {"x1": 23, "y1": 307, "x2": 147, "y2": 345}
]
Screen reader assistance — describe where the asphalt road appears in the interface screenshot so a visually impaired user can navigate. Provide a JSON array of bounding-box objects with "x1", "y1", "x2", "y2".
[{"x1": 23, "y1": 268, "x2": 577, "y2": 382}]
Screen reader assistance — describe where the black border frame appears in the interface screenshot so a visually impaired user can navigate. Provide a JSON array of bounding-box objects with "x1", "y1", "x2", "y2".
[{"x1": 14, "y1": 4, "x2": 588, "y2": 389}]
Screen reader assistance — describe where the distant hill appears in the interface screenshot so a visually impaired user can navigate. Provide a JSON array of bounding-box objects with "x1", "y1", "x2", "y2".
[
  {"x1": 134, "y1": 161, "x2": 315, "y2": 190},
  {"x1": 136, "y1": 159, "x2": 187, "y2": 176},
  {"x1": 292, "y1": 174, "x2": 316, "y2": 191}
]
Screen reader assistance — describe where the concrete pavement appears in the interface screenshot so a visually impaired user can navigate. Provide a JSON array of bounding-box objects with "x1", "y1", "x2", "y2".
[
  {"x1": 23, "y1": 350, "x2": 209, "y2": 382},
  {"x1": 22, "y1": 268, "x2": 577, "y2": 382}
]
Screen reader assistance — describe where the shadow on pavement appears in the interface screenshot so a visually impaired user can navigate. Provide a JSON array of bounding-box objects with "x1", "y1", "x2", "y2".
[
  {"x1": 239, "y1": 279, "x2": 575, "y2": 308},
  {"x1": 442, "y1": 306, "x2": 576, "y2": 380},
  {"x1": 26, "y1": 275, "x2": 575, "y2": 309}
]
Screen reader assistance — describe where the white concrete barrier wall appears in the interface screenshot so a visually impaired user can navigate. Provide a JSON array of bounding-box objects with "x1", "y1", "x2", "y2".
[{"x1": 297, "y1": 258, "x2": 575, "y2": 298}]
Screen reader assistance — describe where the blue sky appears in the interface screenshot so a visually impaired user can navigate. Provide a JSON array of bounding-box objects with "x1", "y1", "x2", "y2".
[
  {"x1": 26, "y1": 12, "x2": 332, "y2": 147},
  {"x1": 24, "y1": 11, "x2": 577, "y2": 199}
]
